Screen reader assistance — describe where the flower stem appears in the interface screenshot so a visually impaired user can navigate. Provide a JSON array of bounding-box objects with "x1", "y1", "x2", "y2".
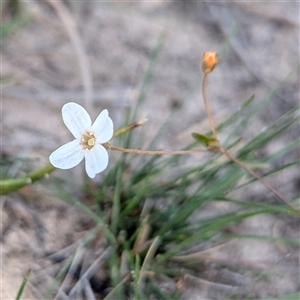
[
  {"x1": 0, "y1": 163, "x2": 56, "y2": 195},
  {"x1": 202, "y1": 73, "x2": 218, "y2": 140},
  {"x1": 108, "y1": 145, "x2": 208, "y2": 155}
]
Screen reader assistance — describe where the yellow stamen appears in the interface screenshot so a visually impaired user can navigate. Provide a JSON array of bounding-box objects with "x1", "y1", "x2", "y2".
[
  {"x1": 88, "y1": 138, "x2": 95, "y2": 147},
  {"x1": 80, "y1": 131, "x2": 96, "y2": 150}
]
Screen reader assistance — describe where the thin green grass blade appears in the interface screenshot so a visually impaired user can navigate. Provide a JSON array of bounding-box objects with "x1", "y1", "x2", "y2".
[
  {"x1": 131, "y1": 105, "x2": 183, "y2": 185},
  {"x1": 1, "y1": 13, "x2": 31, "y2": 38},
  {"x1": 145, "y1": 281, "x2": 180, "y2": 300},
  {"x1": 258, "y1": 293, "x2": 300, "y2": 300},
  {"x1": 232, "y1": 159, "x2": 299, "y2": 204},
  {"x1": 111, "y1": 34, "x2": 165, "y2": 189},
  {"x1": 102, "y1": 273, "x2": 131, "y2": 300},
  {"x1": 15, "y1": 268, "x2": 31, "y2": 300},
  {"x1": 44, "y1": 254, "x2": 75, "y2": 299},
  {"x1": 156, "y1": 196, "x2": 207, "y2": 238},
  {"x1": 109, "y1": 249, "x2": 123, "y2": 299},
  {"x1": 238, "y1": 115, "x2": 298, "y2": 158},
  {"x1": 49, "y1": 178, "x2": 117, "y2": 246},
  {"x1": 228, "y1": 64, "x2": 299, "y2": 139},
  {"x1": 160, "y1": 210, "x2": 268, "y2": 261},
  {"x1": 216, "y1": 197, "x2": 298, "y2": 217},
  {"x1": 121, "y1": 176, "x2": 149, "y2": 216},
  {"x1": 223, "y1": 233, "x2": 300, "y2": 247},
  {"x1": 131, "y1": 33, "x2": 165, "y2": 122},
  {"x1": 218, "y1": 94, "x2": 255, "y2": 137},
  {"x1": 262, "y1": 138, "x2": 300, "y2": 163},
  {"x1": 111, "y1": 157, "x2": 125, "y2": 234},
  {"x1": 134, "y1": 254, "x2": 141, "y2": 300}
]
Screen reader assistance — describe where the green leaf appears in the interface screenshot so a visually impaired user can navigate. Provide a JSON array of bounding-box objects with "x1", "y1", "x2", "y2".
[{"x1": 191, "y1": 132, "x2": 216, "y2": 147}]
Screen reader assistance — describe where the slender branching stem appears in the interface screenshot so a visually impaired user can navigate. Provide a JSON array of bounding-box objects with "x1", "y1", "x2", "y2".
[
  {"x1": 108, "y1": 145, "x2": 207, "y2": 155},
  {"x1": 202, "y1": 73, "x2": 218, "y2": 140}
]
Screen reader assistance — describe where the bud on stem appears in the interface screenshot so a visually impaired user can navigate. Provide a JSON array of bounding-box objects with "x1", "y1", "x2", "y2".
[{"x1": 202, "y1": 52, "x2": 218, "y2": 74}]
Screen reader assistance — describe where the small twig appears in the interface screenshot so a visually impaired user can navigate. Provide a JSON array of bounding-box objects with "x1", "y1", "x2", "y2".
[
  {"x1": 68, "y1": 247, "x2": 112, "y2": 298},
  {"x1": 102, "y1": 273, "x2": 131, "y2": 300},
  {"x1": 137, "y1": 236, "x2": 161, "y2": 291},
  {"x1": 54, "y1": 245, "x2": 85, "y2": 300},
  {"x1": 133, "y1": 215, "x2": 151, "y2": 254},
  {"x1": 83, "y1": 278, "x2": 97, "y2": 300}
]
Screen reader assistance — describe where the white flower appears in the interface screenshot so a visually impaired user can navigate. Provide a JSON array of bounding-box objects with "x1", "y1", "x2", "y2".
[{"x1": 49, "y1": 102, "x2": 114, "y2": 178}]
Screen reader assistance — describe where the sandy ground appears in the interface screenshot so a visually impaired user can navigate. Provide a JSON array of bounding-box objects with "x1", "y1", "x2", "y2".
[{"x1": 1, "y1": 1, "x2": 299, "y2": 299}]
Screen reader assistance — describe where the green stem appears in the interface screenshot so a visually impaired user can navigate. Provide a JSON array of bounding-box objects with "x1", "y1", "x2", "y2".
[
  {"x1": 0, "y1": 163, "x2": 56, "y2": 195},
  {"x1": 202, "y1": 73, "x2": 218, "y2": 140},
  {"x1": 15, "y1": 268, "x2": 31, "y2": 300}
]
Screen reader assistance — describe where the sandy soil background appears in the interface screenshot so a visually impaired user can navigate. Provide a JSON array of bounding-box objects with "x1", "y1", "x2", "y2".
[{"x1": 1, "y1": 1, "x2": 299, "y2": 299}]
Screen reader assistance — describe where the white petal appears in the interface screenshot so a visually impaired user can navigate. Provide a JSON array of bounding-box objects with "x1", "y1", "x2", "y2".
[
  {"x1": 84, "y1": 144, "x2": 109, "y2": 178},
  {"x1": 49, "y1": 140, "x2": 84, "y2": 169},
  {"x1": 91, "y1": 109, "x2": 114, "y2": 143},
  {"x1": 62, "y1": 102, "x2": 92, "y2": 138}
]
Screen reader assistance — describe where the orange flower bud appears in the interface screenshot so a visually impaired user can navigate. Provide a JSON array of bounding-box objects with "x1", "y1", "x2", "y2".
[{"x1": 202, "y1": 52, "x2": 218, "y2": 74}]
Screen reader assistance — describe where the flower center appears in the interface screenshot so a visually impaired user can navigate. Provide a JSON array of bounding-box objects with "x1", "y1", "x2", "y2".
[{"x1": 81, "y1": 131, "x2": 96, "y2": 150}]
